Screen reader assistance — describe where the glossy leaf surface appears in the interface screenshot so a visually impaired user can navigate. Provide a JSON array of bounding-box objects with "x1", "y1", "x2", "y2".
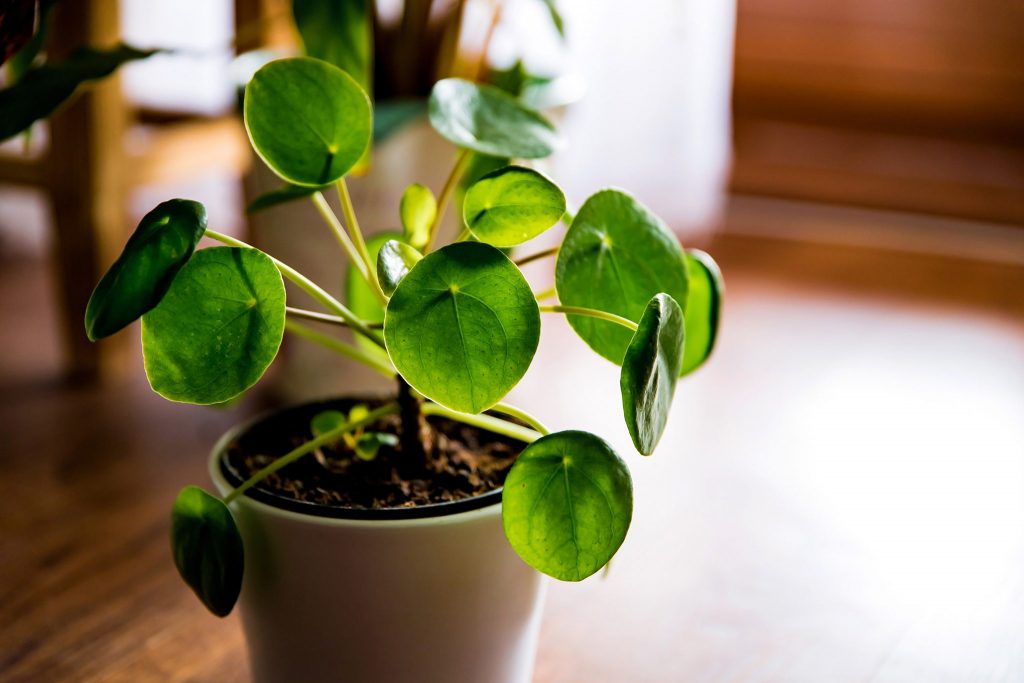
[
  {"x1": 399, "y1": 184, "x2": 436, "y2": 251},
  {"x1": 463, "y1": 166, "x2": 565, "y2": 247},
  {"x1": 620, "y1": 293, "x2": 684, "y2": 455},
  {"x1": 502, "y1": 430, "x2": 633, "y2": 581},
  {"x1": 142, "y1": 247, "x2": 286, "y2": 404},
  {"x1": 384, "y1": 242, "x2": 540, "y2": 413},
  {"x1": 171, "y1": 486, "x2": 243, "y2": 617},
  {"x1": 244, "y1": 57, "x2": 371, "y2": 186},
  {"x1": 347, "y1": 231, "x2": 398, "y2": 354},
  {"x1": 377, "y1": 239, "x2": 422, "y2": 296},
  {"x1": 85, "y1": 199, "x2": 207, "y2": 340},
  {"x1": 0, "y1": 43, "x2": 157, "y2": 141},
  {"x1": 428, "y1": 78, "x2": 561, "y2": 159},
  {"x1": 681, "y1": 249, "x2": 724, "y2": 376},
  {"x1": 555, "y1": 189, "x2": 689, "y2": 364}
]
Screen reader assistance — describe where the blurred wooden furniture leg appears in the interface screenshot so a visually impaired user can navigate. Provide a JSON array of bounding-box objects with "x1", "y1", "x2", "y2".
[{"x1": 44, "y1": 0, "x2": 129, "y2": 382}]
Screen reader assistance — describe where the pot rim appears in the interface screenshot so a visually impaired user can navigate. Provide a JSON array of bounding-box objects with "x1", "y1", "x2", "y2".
[{"x1": 209, "y1": 397, "x2": 509, "y2": 528}]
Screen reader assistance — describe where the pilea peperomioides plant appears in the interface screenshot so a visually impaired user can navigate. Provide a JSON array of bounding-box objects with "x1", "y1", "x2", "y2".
[{"x1": 85, "y1": 56, "x2": 723, "y2": 616}]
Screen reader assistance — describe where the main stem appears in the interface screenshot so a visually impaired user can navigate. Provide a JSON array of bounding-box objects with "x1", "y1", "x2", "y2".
[{"x1": 396, "y1": 376, "x2": 428, "y2": 461}]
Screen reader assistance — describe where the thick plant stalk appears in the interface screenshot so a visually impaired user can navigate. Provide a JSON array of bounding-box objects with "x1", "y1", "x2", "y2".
[{"x1": 396, "y1": 376, "x2": 428, "y2": 461}]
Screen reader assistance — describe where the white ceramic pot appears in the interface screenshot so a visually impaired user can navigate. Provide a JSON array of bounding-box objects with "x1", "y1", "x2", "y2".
[{"x1": 209, "y1": 406, "x2": 546, "y2": 683}]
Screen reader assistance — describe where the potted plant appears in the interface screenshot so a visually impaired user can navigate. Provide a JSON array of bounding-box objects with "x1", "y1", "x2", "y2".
[{"x1": 85, "y1": 56, "x2": 723, "y2": 682}]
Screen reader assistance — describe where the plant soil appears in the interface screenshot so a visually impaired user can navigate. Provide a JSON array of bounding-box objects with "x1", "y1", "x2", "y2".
[{"x1": 223, "y1": 398, "x2": 524, "y2": 509}]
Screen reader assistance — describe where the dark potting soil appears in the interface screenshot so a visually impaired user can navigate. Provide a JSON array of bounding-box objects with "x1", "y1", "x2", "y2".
[{"x1": 222, "y1": 398, "x2": 524, "y2": 510}]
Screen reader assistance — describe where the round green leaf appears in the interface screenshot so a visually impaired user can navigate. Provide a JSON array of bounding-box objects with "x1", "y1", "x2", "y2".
[
  {"x1": 85, "y1": 199, "x2": 206, "y2": 340},
  {"x1": 244, "y1": 57, "x2": 371, "y2": 186},
  {"x1": 428, "y1": 78, "x2": 562, "y2": 159},
  {"x1": 502, "y1": 430, "x2": 633, "y2": 581},
  {"x1": 355, "y1": 432, "x2": 398, "y2": 461},
  {"x1": 171, "y1": 485, "x2": 244, "y2": 618},
  {"x1": 384, "y1": 241, "x2": 540, "y2": 414},
  {"x1": 142, "y1": 247, "x2": 286, "y2": 404},
  {"x1": 681, "y1": 249, "x2": 724, "y2": 376},
  {"x1": 463, "y1": 165, "x2": 566, "y2": 247},
  {"x1": 311, "y1": 409, "x2": 347, "y2": 438},
  {"x1": 555, "y1": 189, "x2": 689, "y2": 364},
  {"x1": 377, "y1": 239, "x2": 422, "y2": 296},
  {"x1": 620, "y1": 293, "x2": 684, "y2": 455},
  {"x1": 400, "y1": 183, "x2": 436, "y2": 251}
]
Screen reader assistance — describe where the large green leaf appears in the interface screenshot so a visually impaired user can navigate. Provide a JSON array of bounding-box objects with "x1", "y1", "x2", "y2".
[
  {"x1": 171, "y1": 486, "x2": 244, "y2": 618},
  {"x1": 555, "y1": 190, "x2": 689, "y2": 364},
  {"x1": 384, "y1": 241, "x2": 540, "y2": 413},
  {"x1": 376, "y1": 239, "x2": 422, "y2": 296},
  {"x1": 0, "y1": 43, "x2": 158, "y2": 142},
  {"x1": 620, "y1": 293, "x2": 684, "y2": 455},
  {"x1": 142, "y1": 247, "x2": 286, "y2": 404},
  {"x1": 502, "y1": 430, "x2": 633, "y2": 581},
  {"x1": 428, "y1": 78, "x2": 561, "y2": 159},
  {"x1": 244, "y1": 57, "x2": 371, "y2": 186},
  {"x1": 681, "y1": 249, "x2": 724, "y2": 376},
  {"x1": 399, "y1": 184, "x2": 436, "y2": 251},
  {"x1": 463, "y1": 165, "x2": 565, "y2": 247},
  {"x1": 293, "y1": 0, "x2": 371, "y2": 93},
  {"x1": 85, "y1": 199, "x2": 207, "y2": 341}
]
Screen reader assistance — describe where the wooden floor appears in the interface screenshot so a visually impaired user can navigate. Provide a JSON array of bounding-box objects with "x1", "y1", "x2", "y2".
[{"x1": 2, "y1": 224, "x2": 1023, "y2": 682}]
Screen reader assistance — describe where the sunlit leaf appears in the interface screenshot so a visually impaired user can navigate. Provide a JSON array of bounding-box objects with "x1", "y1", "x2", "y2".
[
  {"x1": 384, "y1": 241, "x2": 540, "y2": 413},
  {"x1": 244, "y1": 57, "x2": 371, "y2": 186},
  {"x1": 463, "y1": 165, "x2": 565, "y2": 247},
  {"x1": 502, "y1": 430, "x2": 633, "y2": 581},
  {"x1": 399, "y1": 184, "x2": 436, "y2": 251},
  {"x1": 555, "y1": 189, "x2": 689, "y2": 364},
  {"x1": 681, "y1": 249, "x2": 724, "y2": 376},
  {"x1": 376, "y1": 239, "x2": 422, "y2": 296},
  {"x1": 142, "y1": 247, "x2": 286, "y2": 404}
]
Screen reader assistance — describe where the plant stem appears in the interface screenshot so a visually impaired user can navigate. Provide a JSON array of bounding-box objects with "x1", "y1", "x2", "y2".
[
  {"x1": 514, "y1": 246, "x2": 559, "y2": 267},
  {"x1": 421, "y1": 403, "x2": 542, "y2": 443},
  {"x1": 396, "y1": 376, "x2": 428, "y2": 461},
  {"x1": 285, "y1": 319, "x2": 395, "y2": 377},
  {"x1": 336, "y1": 179, "x2": 388, "y2": 304},
  {"x1": 538, "y1": 304, "x2": 639, "y2": 332},
  {"x1": 490, "y1": 402, "x2": 550, "y2": 435},
  {"x1": 311, "y1": 191, "x2": 367, "y2": 282},
  {"x1": 425, "y1": 149, "x2": 473, "y2": 252},
  {"x1": 204, "y1": 229, "x2": 384, "y2": 348},
  {"x1": 533, "y1": 286, "x2": 557, "y2": 301},
  {"x1": 223, "y1": 403, "x2": 401, "y2": 504},
  {"x1": 286, "y1": 306, "x2": 383, "y2": 329}
]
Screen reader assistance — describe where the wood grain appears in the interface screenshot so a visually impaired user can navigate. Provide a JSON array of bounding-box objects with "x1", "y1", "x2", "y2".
[{"x1": 2, "y1": 220, "x2": 1023, "y2": 681}]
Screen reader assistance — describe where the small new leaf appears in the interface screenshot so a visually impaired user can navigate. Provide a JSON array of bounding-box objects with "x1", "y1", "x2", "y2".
[
  {"x1": 85, "y1": 199, "x2": 207, "y2": 340},
  {"x1": 170, "y1": 486, "x2": 244, "y2": 617},
  {"x1": 355, "y1": 432, "x2": 398, "y2": 461},
  {"x1": 681, "y1": 249, "x2": 724, "y2": 376},
  {"x1": 463, "y1": 166, "x2": 566, "y2": 247},
  {"x1": 620, "y1": 293, "x2": 685, "y2": 455},
  {"x1": 377, "y1": 240, "x2": 422, "y2": 296},
  {"x1": 399, "y1": 184, "x2": 436, "y2": 251},
  {"x1": 502, "y1": 431, "x2": 633, "y2": 581},
  {"x1": 142, "y1": 247, "x2": 286, "y2": 405},
  {"x1": 428, "y1": 78, "x2": 562, "y2": 159}
]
